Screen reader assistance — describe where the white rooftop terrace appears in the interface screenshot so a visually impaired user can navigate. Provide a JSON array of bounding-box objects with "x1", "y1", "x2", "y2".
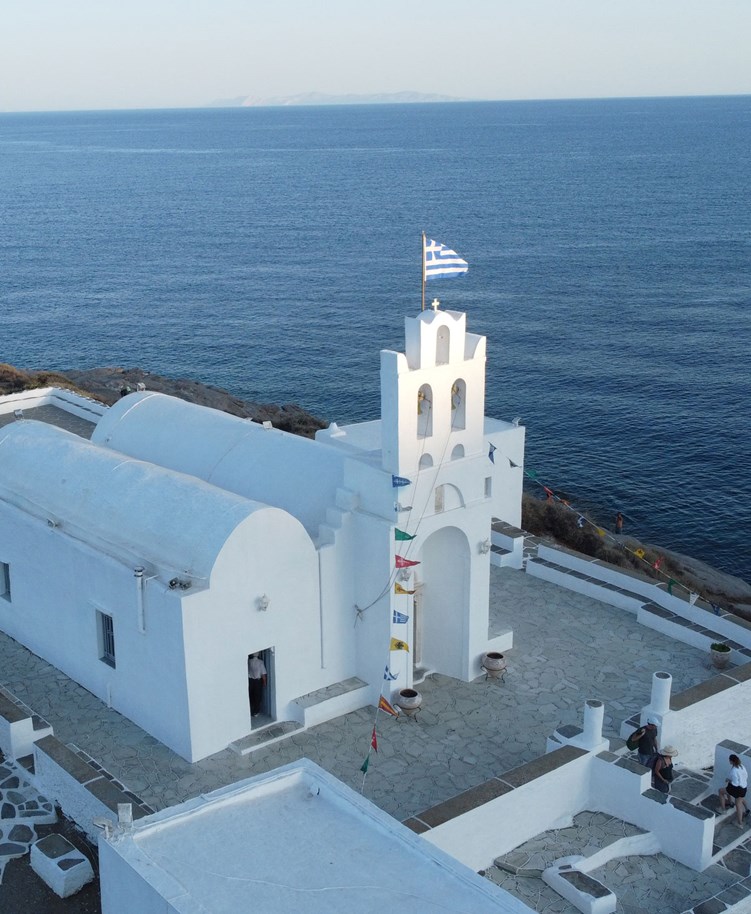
[{"x1": 100, "y1": 760, "x2": 527, "y2": 914}]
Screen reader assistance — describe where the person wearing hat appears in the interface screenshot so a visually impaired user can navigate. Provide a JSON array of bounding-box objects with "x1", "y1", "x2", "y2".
[
  {"x1": 629, "y1": 717, "x2": 659, "y2": 766},
  {"x1": 719, "y1": 754, "x2": 749, "y2": 826},
  {"x1": 652, "y1": 746, "x2": 678, "y2": 794}
]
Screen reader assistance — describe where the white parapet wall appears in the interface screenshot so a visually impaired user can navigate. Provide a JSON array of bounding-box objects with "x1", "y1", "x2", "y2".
[
  {"x1": 0, "y1": 386, "x2": 107, "y2": 423},
  {"x1": 621, "y1": 664, "x2": 751, "y2": 771}
]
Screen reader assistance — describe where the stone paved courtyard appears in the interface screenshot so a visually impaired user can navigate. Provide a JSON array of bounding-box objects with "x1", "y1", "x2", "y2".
[{"x1": 0, "y1": 566, "x2": 712, "y2": 826}]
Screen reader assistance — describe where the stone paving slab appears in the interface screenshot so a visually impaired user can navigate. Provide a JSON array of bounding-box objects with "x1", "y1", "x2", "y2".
[{"x1": 0, "y1": 567, "x2": 713, "y2": 827}]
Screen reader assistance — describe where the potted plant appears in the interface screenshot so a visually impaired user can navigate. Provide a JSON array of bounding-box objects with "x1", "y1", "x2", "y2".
[{"x1": 710, "y1": 642, "x2": 731, "y2": 670}]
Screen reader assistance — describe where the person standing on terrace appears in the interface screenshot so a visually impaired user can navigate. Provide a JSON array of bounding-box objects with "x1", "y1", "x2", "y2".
[{"x1": 719, "y1": 754, "x2": 749, "y2": 826}]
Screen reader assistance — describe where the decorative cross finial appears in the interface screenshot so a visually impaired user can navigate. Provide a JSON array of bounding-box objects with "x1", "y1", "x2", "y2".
[{"x1": 431, "y1": 298, "x2": 440, "y2": 311}]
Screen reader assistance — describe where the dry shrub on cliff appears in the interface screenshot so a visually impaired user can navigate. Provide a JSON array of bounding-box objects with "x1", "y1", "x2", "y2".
[{"x1": 0, "y1": 364, "x2": 102, "y2": 401}]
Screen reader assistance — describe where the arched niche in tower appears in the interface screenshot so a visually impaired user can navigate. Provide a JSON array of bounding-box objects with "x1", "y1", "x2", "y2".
[
  {"x1": 417, "y1": 384, "x2": 433, "y2": 438},
  {"x1": 450, "y1": 444, "x2": 465, "y2": 461},
  {"x1": 451, "y1": 378, "x2": 467, "y2": 430},
  {"x1": 436, "y1": 326, "x2": 450, "y2": 366},
  {"x1": 419, "y1": 453, "x2": 434, "y2": 470}
]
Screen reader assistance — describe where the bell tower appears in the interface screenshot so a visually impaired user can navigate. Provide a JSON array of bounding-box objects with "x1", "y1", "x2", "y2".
[{"x1": 380, "y1": 304, "x2": 486, "y2": 476}]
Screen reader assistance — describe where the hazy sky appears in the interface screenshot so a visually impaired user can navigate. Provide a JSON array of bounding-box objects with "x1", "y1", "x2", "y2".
[{"x1": 2, "y1": 0, "x2": 750, "y2": 112}]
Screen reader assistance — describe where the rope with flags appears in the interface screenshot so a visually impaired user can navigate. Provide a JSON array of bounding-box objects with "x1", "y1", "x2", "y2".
[{"x1": 516, "y1": 462, "x2": 728, "y2": 611}]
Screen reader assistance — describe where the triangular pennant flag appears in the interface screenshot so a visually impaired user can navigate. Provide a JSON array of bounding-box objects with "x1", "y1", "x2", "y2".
[
  {"x1": 711, "y1": 603, "x2": 722, "y2": 615},
  {"x1": 526, "y1": 469, "x2": 538, "y2": 480},
  {"x1": 509, "y1": 458, "x2": 519, "y2": 468},
  {"x1": 371, "y1": 727, "x2": 378, "y2": 752},
  {"x1": 653, "y1": 557, "x2": 663, "y2": 570},
  {"x1": 390, "y1": 637, "x2": 409, "y2": 652},
  {"x1": 395, "y1": 528, "x2": 416, "y2": 541},
  {"x1": 378, "y1": 695, "x2": 399, "y2": 717},
  {"x1": 543, "y1": 486, "x2": 555, "y2": 499},
  {"x1": 394, "y1": 583, "x2": 415, "y2": 596},
  {"x1": 689, "y1": 592, "x2": 699, "y2": 605},
  {"x1": 392, "y1": 475, "x2": 411, "y2": 488},
  {"x1": 360, "y1": 754, "x2": 370, "y2": 773},
  {"x1": 384, "y1": 665, "x2": 397, "y2": 681},
  {"x1": 596, "y1": 527, "x2": 606, "y2": 537},
  {"x1": 393, "y1": 609, "x2": 409, "y2": 624},
  {"x1": 395, "y1": 555, "x2": 420, "y2": 568},
  {"x1": 634, "y1": 548, "x2": 646, "y2": 559},
  {"x1": 667, "y1": 578, "x2": 676, "y2": 595},
  {"x1": 488, "y1": 443, "x2": 497, "y2": 464},
  {"x1": 577, "y1": 515, "x2": 585, "y2": 528}
]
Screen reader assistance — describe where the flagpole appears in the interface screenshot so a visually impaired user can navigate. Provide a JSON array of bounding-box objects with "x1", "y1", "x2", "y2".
[{"x1": 421, "y1": 231, "x2": 426, "y2": 312}]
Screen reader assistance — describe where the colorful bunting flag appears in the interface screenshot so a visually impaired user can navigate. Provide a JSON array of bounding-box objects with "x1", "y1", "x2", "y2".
[
  {"x1": 526, "y1": 469, "x2": 538, "y2": 480},
  {"x1": 390, "y1": 637, "x2": 409, "y2": 652},
  {"x1": 711, "y1": 603, "x2": 722, "y2": 615},
  {"x1": 371, "y1": 727, "x2": 378, "y2": 752},
  {"x1": 378, "y1": 695, "x2": 400, "y2": 717},
  {"x1": 360, "y1": 754, "x2": 370, "y2": 773},
  {"x1": 509, "y1": 458, "x2": 519, "y2": 468},
  {"x1": 392, "y1": 475, "x2": 411, "y2": 488},
  {"x1": 394, "y1": 583, "x2": 416, "y2": 596},
  {"x1": 689, "y1": 592, "x2": 699, "y2": 605},
  {"x1": 653, "y1": 557, "x2": 663, "y2": 570},
  {"x1": 634, "y1": 548, "x2": 646, "y2": 559},
  {"x1": 577, "y1": 515, "x2": 585, "y2": 528},
  {"x1": 395, "y1": 529, "x2": 416, "y2": 541},
  {"x1": 488, "y1": 443, "x2": 496, "y2": 464},
  {"x1": 384, "y1": 665, "x2": 397, "y2": 681},
  {"x1": 596, "y1": 527, "x2": 606, "y2": 537},
  {"x1": 395, "y1": 555, "x2": 420, "y2": 568},
  {"x1": 667, "y1": 578, "x2": 676, "y2": 595},
  {"x1": 393, "y1": 609, "x2": 409, "y2": 624}
]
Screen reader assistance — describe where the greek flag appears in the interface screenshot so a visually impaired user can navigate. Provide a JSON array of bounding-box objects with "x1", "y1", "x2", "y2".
[{"x1": 424, "y1": 238, "x2": 469, "y2": 280}]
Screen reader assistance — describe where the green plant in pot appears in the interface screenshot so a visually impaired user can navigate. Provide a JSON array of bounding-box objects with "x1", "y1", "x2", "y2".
[{"x1": 710, "y1": 642, "x2": 731, "y2": 669}]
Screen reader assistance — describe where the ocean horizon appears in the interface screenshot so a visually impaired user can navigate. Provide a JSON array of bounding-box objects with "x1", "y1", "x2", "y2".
[{"x1": 1, "y1": 97, "x2": 750, "y2": 582}]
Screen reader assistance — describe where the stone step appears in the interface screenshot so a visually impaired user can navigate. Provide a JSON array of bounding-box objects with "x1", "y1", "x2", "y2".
[{"x1": 229, "y1": 721, "x2": 303, "y2": 756}]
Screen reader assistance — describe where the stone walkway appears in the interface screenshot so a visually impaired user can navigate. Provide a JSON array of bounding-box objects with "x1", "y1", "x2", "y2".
[
  {"x1": 485, "y1": 809, "x2": 744, "y2": 914},
  {"x1": 0, "y1": 567, "x2": 712, "y2": 827}
]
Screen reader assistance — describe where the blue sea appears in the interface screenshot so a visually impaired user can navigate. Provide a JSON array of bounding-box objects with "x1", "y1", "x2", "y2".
[{"x1": 1, "y1": 97, "x2": 750, "y2": 582}]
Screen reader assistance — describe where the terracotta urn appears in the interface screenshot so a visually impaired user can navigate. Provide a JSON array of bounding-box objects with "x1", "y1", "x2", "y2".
[
  {"x1": 481, "y1": 651, "x2": 507, "y2": 678},
  {"x1": 710, "y1": 643, "x2": 731, "y2": 670},
  {"x1": 395, "y1": 688, "x2": 422, "y2": 716}
]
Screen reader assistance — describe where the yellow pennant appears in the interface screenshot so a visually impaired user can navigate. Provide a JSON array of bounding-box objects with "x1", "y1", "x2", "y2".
[
  {"x1": 596, "y1": 527, "x2": 606, "y2": 537},
  {"x1": 394, "y1": 583, "x2": 416, "y2": 595},
  {"x1": 634, "y1": 548, "x2": 646, "y2": 559},
  {"x1": 390, "y1": 638, "x2": 409, "y2": 652}
]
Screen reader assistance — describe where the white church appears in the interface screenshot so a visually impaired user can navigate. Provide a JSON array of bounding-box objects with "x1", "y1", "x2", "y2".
[{"x1": 0, "y1": 305, "x2": 524, "y2": 762}]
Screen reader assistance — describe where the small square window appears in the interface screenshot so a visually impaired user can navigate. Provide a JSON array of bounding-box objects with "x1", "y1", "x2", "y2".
[
  {"x1": 0, "y1": 562, "x2": 10, "y2": 602},
  {"x1": 97, "y1": 611, "x2": 116, "y2": 668}
]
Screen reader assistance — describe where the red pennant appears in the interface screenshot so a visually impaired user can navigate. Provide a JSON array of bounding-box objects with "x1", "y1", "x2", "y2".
[
  {"x1": 371, "y1": 727, "x2": 378, "y2": 752},
  {"x1": 653, "y1": 557, "x2": 663, "y2": 570},
  {"x1": 395, "y1": 555, "x2": 420, "y2": 568}
]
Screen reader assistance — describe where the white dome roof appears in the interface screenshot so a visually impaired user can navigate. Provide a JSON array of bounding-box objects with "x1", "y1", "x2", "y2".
[{"x1": 0, "y1": 420, "x2": 276, "y2": 581}]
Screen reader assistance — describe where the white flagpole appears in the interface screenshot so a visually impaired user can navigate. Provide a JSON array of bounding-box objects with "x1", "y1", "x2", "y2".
[{"x1": 421, "y1": 231, "x2": 426, "y2": 311}]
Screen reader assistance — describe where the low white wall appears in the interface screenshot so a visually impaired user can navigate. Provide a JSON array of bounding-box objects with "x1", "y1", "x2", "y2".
[
  {"x1": 533, "y1": 544, "x2": 751, "y2": 649},
  {"x1": 424, "y1": 748, "x2": 716, "y2": 873},
  {"x1": 33, "y1": 737, "x2": 130, "y2": 843},
  {"x1": 423, "y1": 750, "x2": 593, "y2": 870},
  {"x1": 0, "y1": 387, "x2": 106, "y2": 422},
  {"x1": 658, "y1": 670, "x2": 751, "y2": 771}
]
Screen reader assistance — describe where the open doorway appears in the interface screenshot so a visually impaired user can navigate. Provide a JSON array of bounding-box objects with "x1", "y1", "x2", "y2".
[{"x1": 247, "y1": 647, "x2": 274, "y2": 727}]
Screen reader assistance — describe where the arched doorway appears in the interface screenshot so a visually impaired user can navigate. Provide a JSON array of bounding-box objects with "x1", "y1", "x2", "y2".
[{"x1": 417, "y1": 526, "x2": 470, "y2": 679}]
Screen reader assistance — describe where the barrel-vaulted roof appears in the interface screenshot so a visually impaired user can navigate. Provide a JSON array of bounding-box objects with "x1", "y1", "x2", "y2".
[
  {"x1": 92, "y1": 392, "x2": 347, "y2": 535},
  {"x1": 0, "y1": 419, "x2": 284, "y2": 581}
]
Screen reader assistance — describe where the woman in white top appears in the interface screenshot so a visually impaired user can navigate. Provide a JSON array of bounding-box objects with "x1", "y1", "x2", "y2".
[{"x1": 719, "y1": 754, "x2": 749, "y2": 827}]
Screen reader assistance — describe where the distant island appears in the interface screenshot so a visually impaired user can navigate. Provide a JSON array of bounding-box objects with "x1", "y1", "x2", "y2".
[{"x1": 207, "y1": 91, "x2": 465, "y2": 108}]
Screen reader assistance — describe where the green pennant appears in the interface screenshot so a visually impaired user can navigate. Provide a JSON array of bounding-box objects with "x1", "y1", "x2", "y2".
[
  {"x1": 360, "y1": 754, "x2": 370, "y2": 774},
  {"x1": 395, "y1": 528, "x2": 416, "y2": 541},
  {"x1": 526, "y1": 469, "x2": 538, "y2": 480}
]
